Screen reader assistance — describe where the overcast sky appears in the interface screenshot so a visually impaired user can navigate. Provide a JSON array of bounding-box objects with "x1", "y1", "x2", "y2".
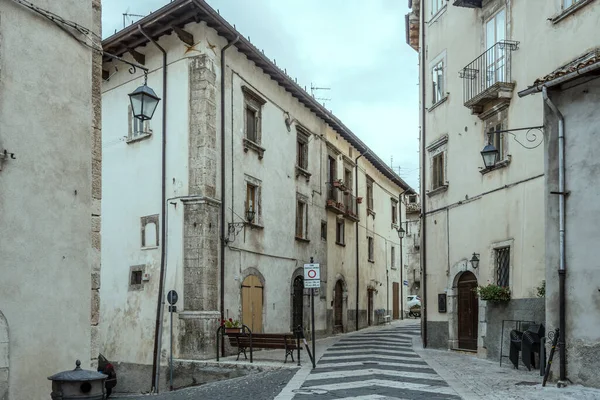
[{"x1": 102, "y1": 0, "x2": 420, "y2": 190}]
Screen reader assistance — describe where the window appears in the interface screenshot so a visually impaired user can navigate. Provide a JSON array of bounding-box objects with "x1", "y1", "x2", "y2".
[
  {"x1": 485, "y1": 9, "x2": 506, "y2": 85},
  {"x1": 432, "y1": 153, "x2": 445, "y2": 189},
  {"x1": 495, "y1": 247, "x2": 510, "y2": 287},
  {"x1": 431, "y1": 0, "x2": 444, "y2": 16},
  {"x1": 242, "y1": 86, "x2": 265, "y2": 144},
  {"x1": 366, "y1": 176, "x2": 374, "y2": 210},
  {"x1": 336, "y1": 219, "x2": 345, "y2": 245},
  {"x1": 296, "y1": 127, "x2": 310, "y2": 170},
  {"x1": 245, "y1": 175, "x2": 262, "y2": 224},
  {"x1": 391, "y1": 246, "x2": 396, "y2": 269},
  {"x1": 128, "y1": 105, "x2": 152, "y2": 141},
  {"x1": 391, "y1": 200, "x2": 398, "y2": 224},
  {"x1": 321, "y1": 220, "x2": 327, "y2": 241},
  {"x1": 131, "y1": 270, "x2": 142, "y2": 285},
  {"x1": 296, "y1": 198, "x2": 308, "y2": 240},
  {"x1": 432, "y1": 60, "x2": 444, "y2": 104},
  {"x1": 141, "y1": 214, "x2": 159, "y2": 248},
  {"x1": 344, "y1": 168, "x2": 353, "y2": 191},
  {"x1": 129, "y1": 265, "x2": 145, "y2": 291},
  {"x1": 368, "y1": 236, "x2": 374, "y2": 262},
  {"x1": 246, "y1": 108, "x2": 257, "y2": 142},
  {"x1": 408, "y1": 194, "x2": 417, "y2": 204},
  {"x1": 484, "y1": 111, "x2": 507, "y2": 165}
]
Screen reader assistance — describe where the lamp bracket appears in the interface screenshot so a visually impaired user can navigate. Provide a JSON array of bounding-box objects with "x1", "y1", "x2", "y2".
[
  {"x1": 103, "y1": 50, "x2": 149, "y2": 76},
  {"x1": 492, "y1": 125, "x2": 544, "y2": 150},
  {"x1": 0, "y1": 149, "x2": 16, "y2": 171}
]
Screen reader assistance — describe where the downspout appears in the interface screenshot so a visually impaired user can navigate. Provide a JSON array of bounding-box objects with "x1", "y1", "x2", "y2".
[
  {"x1": 138, "y1": 25, "x2": 168, "y2": 393},
  {"x1": 219, "y1": 35, "x2": 239, "y2": 357},
  {"x1": 418, "y1": 2, "x2": 428, "y2": 347},
  {"x1": 543, "y1": 87, "x2": 567, "y2": 383},
  {"x1": 355, "y1": 150, "x2": 368, "y2": 332},
  {"x1": 399, "y1": 194, "x2": 404, "y2": 320}
]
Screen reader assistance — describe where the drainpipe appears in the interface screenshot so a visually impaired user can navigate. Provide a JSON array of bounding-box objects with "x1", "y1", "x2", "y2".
[
  {"x1": 137, "y1": 25, "x2": 168, "y2": 393},
  {"x1": 355, "y1": 150, "x2": 368, "y2": 332},
  {"x1": 543, "y1": 87, "x2": 567, "y2": 383},
  {"x1": 399, "y1": 194, "x2": 404, "y2": 320},
  {"x1": 418, "y1": 1, "x2": 428, "y2": 347},
  {"x1": 219, "y1": 35, "x2": 239, "y2": 356}
]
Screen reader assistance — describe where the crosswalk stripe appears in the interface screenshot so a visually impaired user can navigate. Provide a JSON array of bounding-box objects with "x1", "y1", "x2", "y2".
[
  {"x1": 319, "y1": 354, "x2": 427, "y2": 362},
  {"x1": 305, "y1": 369, "x2": 443, "y2": 381},
  {"x1": 303, "y1": 378, "x2": 458, "y2": 396},
  {"x1": 323, "y1": 348, "x2": 418, "y2": 356},
  {"x1": 315, "y1": 361, "x2": 433, "y2": 369}
]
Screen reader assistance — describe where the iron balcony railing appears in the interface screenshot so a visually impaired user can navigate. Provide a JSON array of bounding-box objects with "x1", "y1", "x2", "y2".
[
  {"x1": 326, "y1": 183, "x2": 344, "y2": 214},
  {"x1": 459, "y1": 40, "x2": 519, "y2": 105},
  {"x1": 343, "y1": 191, "x2": 359, "y2": 221}
]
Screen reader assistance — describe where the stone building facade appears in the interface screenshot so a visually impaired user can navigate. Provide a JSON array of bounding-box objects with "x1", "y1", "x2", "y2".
[
  {"x1": 0, "y1": 1, "x2": 102, "y2": 399},
  {"x1": 100, "y1": 0, "x2": 412, "y2": 392},
  {"x1": 405, "y1": 0, "x2": 600, "y2": 361},
  {"x1": 404, "y1": 193, "x2": 421, "y2": 298}
]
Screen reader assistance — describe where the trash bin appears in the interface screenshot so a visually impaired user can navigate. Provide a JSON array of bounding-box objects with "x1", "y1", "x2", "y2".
[{"x1": 48, "y1": 360, "x2": 107, "y2": 400}]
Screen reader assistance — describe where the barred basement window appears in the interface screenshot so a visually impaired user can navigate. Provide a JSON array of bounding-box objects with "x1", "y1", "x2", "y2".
[{"x1": 495, "y1": 247, "x2": 510, "y2": 287}]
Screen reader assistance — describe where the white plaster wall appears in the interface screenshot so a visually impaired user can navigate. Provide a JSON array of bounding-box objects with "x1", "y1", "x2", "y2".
[
  {"x1": 421, "y1": 0, "x2": 600, "y2": 337},
  {"x1": 0, "y1": 1, "x2": 95, "y2": 399},
  {"x1": 100, "y1": 32, "x2": 191, "y2": 366}
]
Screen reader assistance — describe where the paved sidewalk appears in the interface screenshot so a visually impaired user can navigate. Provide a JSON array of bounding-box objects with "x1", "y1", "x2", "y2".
[{"x1": 414, "y1": 336, "x2": 600, "y2": 400}]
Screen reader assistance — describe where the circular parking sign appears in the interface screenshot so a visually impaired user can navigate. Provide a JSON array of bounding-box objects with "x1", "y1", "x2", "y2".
[{"x1": 308, "y1": 269, "x2": 317, "y2": 279}]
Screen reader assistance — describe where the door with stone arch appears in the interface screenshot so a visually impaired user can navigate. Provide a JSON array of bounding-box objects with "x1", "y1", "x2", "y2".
[
  {"x1": 457, "y1": 271, "x2": 478, "y2": 350},
  {"x1": 334, "y1": 280, "x2": 344, "y2": 332},
  {"x1": 0, "y1": 311, "x2": 8, "y2": 400},
  {"x1": 292, "y1": 276, "x2": 304, "y2": 331},
  {"x1": 242, "y1": 275, "x2": 263, "y2": 333}
]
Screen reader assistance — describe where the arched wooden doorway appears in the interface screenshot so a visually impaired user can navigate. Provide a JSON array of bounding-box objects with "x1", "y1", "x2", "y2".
[
  {"x1": 367, "y1": 288, "x2": 374, "y2": 326},
  {"x1": 242, "y1": 275, "x2": 263, "y2": 333},
  {"x1": 457, "y1": 271, "x2": 478, "y2": 350},
  {"x1": 292, "y1": 276, "x2": 304, "y2": 330},
  {"x1": 334, "y1": 280, "x2": 344, "y2": 332}
]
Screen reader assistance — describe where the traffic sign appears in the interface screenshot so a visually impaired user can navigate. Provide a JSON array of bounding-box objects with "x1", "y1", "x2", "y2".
[
  {"x1": 304, "y1": 280, "x2": 320, "y2": 288},
  {"x1": 304, "y1": 263, "x2": 320, "y2": 280},
  {"x1": 167, "y1": 290, "x2": 178, "y2": 305}
]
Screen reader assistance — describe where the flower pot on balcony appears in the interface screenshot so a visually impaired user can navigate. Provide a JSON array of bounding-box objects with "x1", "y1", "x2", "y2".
[
  {"x1": 326, "y1": 199, "x2": 336, "y2": 207},
  {"x1": 225, "y1": 328, "x2": 242, "y2": 334},
  {"x1": 333, "y1": 181, "x2": 342, "y2": 188},
  {"x1": 357, "y1": 197, "x2": 363, "y2": 204}
]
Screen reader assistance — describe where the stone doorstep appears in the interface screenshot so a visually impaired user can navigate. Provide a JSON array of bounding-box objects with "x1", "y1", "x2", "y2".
[{"x1": 176, "y1": 356, "x2": 300, "y2": 372}]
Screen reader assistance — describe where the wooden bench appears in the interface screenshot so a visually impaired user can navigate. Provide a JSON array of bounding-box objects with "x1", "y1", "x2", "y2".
[{"x1": 226, "y1": 332, "x2": 301, "y2": 363}]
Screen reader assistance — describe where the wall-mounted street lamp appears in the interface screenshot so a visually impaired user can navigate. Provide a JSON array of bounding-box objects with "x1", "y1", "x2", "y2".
[
  {"x1": 226, "y1": 207, "x2": 256, "y2": 243},
  {"x1": 469, "y1": 253, "x2": 480, "y2": 269},
  {"x1": 397, "y1": 225, "x2": 406, "y2": 239},
  {"x1": 481, "y1": 143, "x2": 499, "y2": 169},
  {"x1": 129, "y1": 73, "x2": 161, "y2": 121},
  {"x1": 480, "y1": 126, "x2": 544, "y2": 169}
]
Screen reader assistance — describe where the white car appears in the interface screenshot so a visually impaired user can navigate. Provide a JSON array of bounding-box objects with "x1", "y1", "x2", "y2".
[{"x1": 407, "y1": 295, "x2": 421, "y2": 309}]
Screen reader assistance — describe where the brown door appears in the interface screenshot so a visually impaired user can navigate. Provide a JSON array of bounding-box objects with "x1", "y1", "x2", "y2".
[
  {"x1": 393, "y1": 282, "x2": 400, "y2": 319},
  {"x1": 367, "y1": 289, "x2": 374, "y2": 326},
  {"x1": 457, "y1": 271, "x2": 478, "y2": 350},
  {"x1": 242, "y1": 275, "x2": 263, "y2": 333},
  {"x1": 292, "y1": 276, "x2": 304, "y2": 330},
  {"x1": 334, "y1": 280, "x2": 343, "y2": 330}
]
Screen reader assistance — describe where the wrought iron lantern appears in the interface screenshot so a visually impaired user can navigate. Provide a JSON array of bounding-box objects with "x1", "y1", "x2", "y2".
[
  {"x1": 397, "y1": 226, "x2": 405, "y2": 239},
  {"x1": 245, "y1": 207, "x2": 256, "y2": 224},
  {"x1": 481, "y1": 143, "x2": 499, "y2": 169},
  {"x1": 128, "y1": 73, "x2": 160, "y2": 121},
  {"x1": 470, "y1": 253, "x2": 480, "y2": 269}
]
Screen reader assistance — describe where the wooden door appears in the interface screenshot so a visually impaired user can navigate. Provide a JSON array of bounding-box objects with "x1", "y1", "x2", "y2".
[
  {"x1": 458, "y1": 272, "x2": 478, "y2": 350},
  {"x1": 367, "y1": 289, "x2": 374, "y2": 326},
  {"x1": 242, "y1": 275, "x2": 263, "y2": 333},
  {"x1": 334, "y1": 280, "x2": 343, "y2": 328},
  {"x1": 292, "y1": 276, "x2": 304, "y2": 330},
  {"x1": 393, "y1": 282, "x2": 400, "y2": 319}
]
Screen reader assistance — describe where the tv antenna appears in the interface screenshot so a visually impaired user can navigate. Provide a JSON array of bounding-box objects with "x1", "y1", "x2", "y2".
[
  {"x1": 310, "y1": 83, "x2": 331, "y2": 106},
  {"x1": 123, "y1": 11, "x2": 146, "y2": 28}
]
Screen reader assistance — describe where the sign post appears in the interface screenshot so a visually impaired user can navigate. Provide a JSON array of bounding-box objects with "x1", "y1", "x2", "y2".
[
  {"x1": 166, "y1": 290, "x2": 178, "y2": 391},
  {"x1": 304, "y1": 259, "x2": 320, "y2": 369}
]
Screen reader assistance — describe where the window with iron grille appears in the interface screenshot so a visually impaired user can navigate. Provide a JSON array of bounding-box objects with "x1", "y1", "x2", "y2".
[
  {"x1": 368, "y1": 236, "x2": 374, "y2": 262},
  {"x1": 495, "y1": 247, "x2": 510, "y2": 287}
]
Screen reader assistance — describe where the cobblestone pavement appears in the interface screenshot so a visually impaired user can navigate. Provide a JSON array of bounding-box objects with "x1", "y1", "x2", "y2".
[
  {"x1": 110, "y1": 369, "x2": 297, "y2": 400},
  {"x1": 414, "y1": 337, "x2": 600, "y2": 400},
  {"x1": 283, "y1": 322, "x2": 460, "y2": 400}
]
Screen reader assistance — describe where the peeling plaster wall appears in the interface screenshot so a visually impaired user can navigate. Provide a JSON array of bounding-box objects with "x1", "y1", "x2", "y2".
[
  {"x1": 0, "y1": 1, "x2": 98, "y2": 399},
  {"x1": 545, "y1": 80, "x2": 600, "y2": 387}
]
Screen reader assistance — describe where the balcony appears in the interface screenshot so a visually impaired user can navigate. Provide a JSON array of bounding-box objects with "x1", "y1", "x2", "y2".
[
  {"x1": 343, "y1": 192, "x2": 359, "y2": 222},
  {"x1": 459, "y1": 41, "x2": 519, "y2": 116},
  {"x1": 453, "y1": 0, "x2": 482, "y2": 8},
  {"x1": 326, "y1": 183, "x2": 345, "y2": 215}
]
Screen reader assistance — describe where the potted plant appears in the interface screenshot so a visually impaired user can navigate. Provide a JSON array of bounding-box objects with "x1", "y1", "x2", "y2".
[
  {"x1": 333, "y1": 179, "x2": 343, "y2": 188},
  {"x1": 357, "y1": 197, "x2": 363, "y2": 204},
  {"x1": 475, "y1": 284, "x2": 511, "y2": 303},
  {"x1": 326, "y1": 199, "x2": 336, "y2": 207},
  {"x1": 222, "y1": 318, "x2": 242, "y2": 334},
  {"x1": 337, "y1": 202, "x2": 345, "y2": 210}
]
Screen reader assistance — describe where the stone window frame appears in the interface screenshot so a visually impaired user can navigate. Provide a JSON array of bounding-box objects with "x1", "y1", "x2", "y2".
[
  {"x1": 141, "y1": 214, "x2": 159, "y2": 249},
  {"x1": 295, "y1": 192, "x2": 309, "y2": 242},
  {"x1": 244, "y1": 174, "x2": 263, "y2": 227},
  {"x1": 295, "y1": 125, "x2": 312, "y2": 181},
  {"x1": 551, "y1": 0, "x2": 595, "y2": 23},
  {"x1": 481, "y1": 109, "x2": 511, "y2": 174},
  {"x1": 426, "y1": 135, "x2": 448, "y2": 197},
  {"x1": 129, "y1": 265, "x2": 146, "y2": 291},
  {"x1": 242, "y1": 85, "x2": 267, "y2": 159},
  {"x1": 127, "y1": 105, "x2": 152, "y2": 144}
]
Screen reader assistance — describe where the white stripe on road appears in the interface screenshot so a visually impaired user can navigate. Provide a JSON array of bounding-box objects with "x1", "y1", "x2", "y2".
[
  {"x1": 306, "y1": 368, "x2": 442, "y2": 381},
  {"x1": 303, "y1": 379, "x2": 457, "y2": 396},
  {"x1": 315, "y1": 361, "x2": 433, "y2": 369},
  {"x1": 319, "y1": 354, "x2": 421, "y2": 361},
  {"x1": 322, "y1": 348, "x2": 417, "y2": 356}
]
